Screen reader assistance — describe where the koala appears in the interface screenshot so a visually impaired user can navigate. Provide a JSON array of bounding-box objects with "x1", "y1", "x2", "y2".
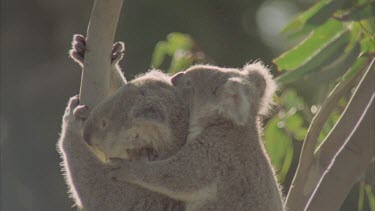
[
  {"x1": 108, "y1": 63, "x2": 284, "y2": 211},
  {"x1": 57, "y1": 35, "x2": 188, "y2": 211}
]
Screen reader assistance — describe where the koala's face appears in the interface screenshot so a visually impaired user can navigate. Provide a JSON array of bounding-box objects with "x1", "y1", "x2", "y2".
[
  {"x1": 171, "y1": 66, "x2": 247, "y2": 122},
  {"x1": 83, "y1": 73, "x2": 189, "y2": 163},
  {"x1": 171, "y1": 63, "x2": 276, "y2": 126}
]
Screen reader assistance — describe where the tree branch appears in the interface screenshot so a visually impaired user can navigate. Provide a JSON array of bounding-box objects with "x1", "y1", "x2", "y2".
[
  {"x1": 79, "y1": 0, "x2": 124, "y2": 108},
  {"x1": 315, "y1": 58, "x2": 374, "y2": 169},
  {"x1": 285, "y1": 57, "x2": 371, "y2": 211},
  {"x1": 305, "y1": 95, "x2": 374, "y2": 211}
]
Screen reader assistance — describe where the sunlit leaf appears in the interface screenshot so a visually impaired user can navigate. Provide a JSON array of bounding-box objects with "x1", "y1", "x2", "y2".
[
  {"x1": 360, "y1": 36, "x2": 375, "y2": 53},
  {"x1": 151, "y1": 41, "x2": 169, "y2": 68},
  {"x1": 150, "y1": 32, "x2": 195, "y2": 70},
  {"x1": 346, "y1": 22, "x2": 362, "y2": 52},
  {"x1": 282, "y1": 0, "x2": 349, "y2": 39},
  {"x1": 285, "y1": 114, "x2": 303, "y2": 132},
  {"x1": 282, "y1": 0, "x2": 330, "y2": 36},
  {"x1": 306, "y1": 0, "x2": 348, "y2": 25},
  {"x1": 275, "y1": 20, "x2": 348, "y2": 72},
  {"x1": 166, "y1": 33, "x2": 194, "y2": 53},
  {"x1": 168, "y1": 50, "x2": 194, "y2": 74}
]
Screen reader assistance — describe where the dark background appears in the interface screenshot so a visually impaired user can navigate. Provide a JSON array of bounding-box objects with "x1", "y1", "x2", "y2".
[{"x1": 0, "y1": 0, "x2": 365, "y2": 210}]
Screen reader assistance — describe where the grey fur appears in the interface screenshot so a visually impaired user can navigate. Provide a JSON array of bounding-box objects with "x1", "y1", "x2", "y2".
[
  {"x1": 108, "y1": 63, "x2": 284, "y2": 211},
  {"x1": 57, "y1": 35, "x2": 187, "y2": 211}
]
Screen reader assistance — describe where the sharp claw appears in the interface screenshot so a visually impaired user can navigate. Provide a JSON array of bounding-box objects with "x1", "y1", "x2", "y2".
[
  {"x1": 112, "y1": 42, "x2": 125, "y2": 53},
  {"x1": 73, "y1": 34, "x2": 86, "y2": 44},
  {"x1": 73, "y1": 105, "x2": 90, "y2": 120},
  {"x1": 74, "y1": 42, "x2": 86, "y2": 53},
  {"x1": 70, "y1": 51, "x2": 84, "y2": 65},
  {"x1": 69, "y1": 95, "x2": 80, "y2": 110}
]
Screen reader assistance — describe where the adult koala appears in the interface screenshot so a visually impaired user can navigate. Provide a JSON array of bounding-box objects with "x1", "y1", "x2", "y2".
[
  {"x1": 57, "y1": 35, "x2": 188, "y2": 211},
  {"x1": 107, "y1": 64, "x2": 284, "y2": 211}
]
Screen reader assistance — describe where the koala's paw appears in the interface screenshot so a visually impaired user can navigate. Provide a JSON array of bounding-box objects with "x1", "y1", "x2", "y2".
[
  {"x1": 70, "y1": 35, "x2": 125, "y2": 67},
  {"x1": 111, "y1": 41, "x2": 125, "y2": 65},
  {"x1": 63, "y1": 95, "x2": 90, "y2": 130},
  {"x1": 70, "y1": 34, "x2": 86, "y2": 67}
]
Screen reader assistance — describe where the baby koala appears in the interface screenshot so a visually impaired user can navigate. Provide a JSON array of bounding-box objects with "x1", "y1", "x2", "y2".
[
  {"x1": 108, "y1": 63, "x2": 284, "y2": 211},
  {"x1": 83, "y1": 70, "x2": 190, "y2": 163},
  {"x1": 58, "y1": 35, "x2": 188, "y2": 211}
]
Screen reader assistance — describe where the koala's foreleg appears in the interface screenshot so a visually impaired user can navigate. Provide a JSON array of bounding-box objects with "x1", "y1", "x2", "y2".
[
  {"x1": 57, "y1": 96, "x2": 107, "y2": 207},
  {"x1": 108, "y1": 141, "x2": 216, "y2": 202},
  {"x1": 70, "y1": 34, "x2": 127, "y2": 95}
]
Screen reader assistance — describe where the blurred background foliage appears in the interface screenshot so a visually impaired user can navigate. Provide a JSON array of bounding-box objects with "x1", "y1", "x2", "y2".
[{"x1": 1, "y1": 0, "x2": 374, "y2": 210}]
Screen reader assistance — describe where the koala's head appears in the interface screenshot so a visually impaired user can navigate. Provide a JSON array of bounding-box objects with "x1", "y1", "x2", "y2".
[
  {"x1": 83, "y1": 70, "x2": 189, "y2": 162},
  {"x1": 171, "y1": 62, "x2": 276, "y2": 126}
]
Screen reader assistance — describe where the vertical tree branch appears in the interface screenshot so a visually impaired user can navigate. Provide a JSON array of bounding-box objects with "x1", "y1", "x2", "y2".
[
  {"x1": 286, "y1": 58, "x2": 373, "y2": 211},
  {"x1": 79, "y1": 0, "x2": 124, "y2": 108},
  {"x1": 305, "y1": 95, "x2": 374, "y2": 211},
  {"x1": 315, "y1": 59, "x2": 374, "y2": 167}
]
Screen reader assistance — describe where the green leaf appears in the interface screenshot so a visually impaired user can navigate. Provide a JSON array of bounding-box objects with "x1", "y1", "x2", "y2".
[
  {"x1": 264, "y1": 117, "x2": 294, "y2": 182},
  {"x1": 285, "y1": 113, "x2": 308, "y2": 141},
  {"x1": 278, "y1": 143, "x2": 293, "y2": 183},
  {"x1": 365, "y1": 185, "x2": 375, "y2": 211},
  {"x1": 166, "y1": 33, "x2": 194, "y2": 52},
  {"x1": 281, "y1": 89, "x2": 305, "y2": 111},
  {"x1": 151, "y1": 41, "x2": 169, "y2": 68},
  {"x1": 275, "y1": 20, "x2": 347, "y2": 71},
  {"x1": 361, "y1": 36, "x2": 375, "y2": 53},
  {"x1": 282, "y1": 0, "x2": 330, "y2": 36},
  {"x1": 275, "y1": 20, "x2": 351, "y2": 84},
  {"x1": 306, "y1": 0, "x2": 348, "y2": 25},
  {"x1": 168, "y1": 50, "x2": 194, "y2": 74},
  {"x1": 282, "y1": 0, "x2": 349, "y2": 39},
  {"x1": 150, "y1": 33, "x2": 195, "y2": 70},
  {"x1": 337, "y1": 2, "x2": 375, "y2": 21}
]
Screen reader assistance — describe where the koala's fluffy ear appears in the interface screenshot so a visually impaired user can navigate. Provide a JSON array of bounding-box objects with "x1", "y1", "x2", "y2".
[
  {"x1": 218, "y1": 77, "x2": 252, "y2": 125},
  {"x1": 242, "y1": 62, "x2": 277, "y2": 115},
  {"x1": 171, "y1": 72, "x2": 185, "y2": 86}
]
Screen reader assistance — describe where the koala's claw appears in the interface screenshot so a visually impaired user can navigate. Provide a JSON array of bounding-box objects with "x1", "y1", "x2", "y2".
[
  {"x1": 73, "y1": 34, "x2": 86, "y2": 44},
  {"x1": 70, "y1": 34, "x2": 87, "y2": 66},
  {"x1": 111, "y1": 42, "x2": 125, "y2": 64},
  {"x1": 68, "y1": 95, "x2": 80, "y2": 111},
  {"x1": 73, "y1": 105, "x2": 90, "y2": 120}
]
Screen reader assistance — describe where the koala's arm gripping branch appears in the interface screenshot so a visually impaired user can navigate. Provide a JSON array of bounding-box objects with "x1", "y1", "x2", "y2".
[{"x1": 79, "y1": 0, "x2": 124, "y2": 108}]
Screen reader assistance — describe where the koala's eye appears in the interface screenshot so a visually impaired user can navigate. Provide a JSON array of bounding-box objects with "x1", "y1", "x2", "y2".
[{"x1": 101, "y1": 119, "x2": 108, "y2": 129}]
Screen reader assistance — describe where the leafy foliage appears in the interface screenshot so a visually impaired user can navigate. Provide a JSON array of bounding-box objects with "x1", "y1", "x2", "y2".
[
  {"x1": 151, "y1": 32, "x2": 204, "y2": 73},
  {"x1": 150, "y1": 0, "x2": 374, "y2": 208}
]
